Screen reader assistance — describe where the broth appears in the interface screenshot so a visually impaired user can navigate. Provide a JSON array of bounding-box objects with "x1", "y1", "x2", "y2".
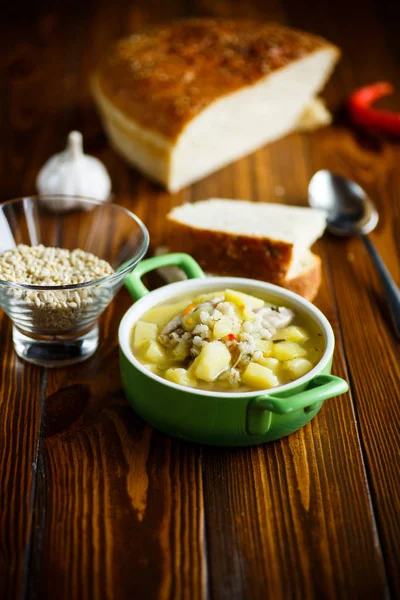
[{"x1": 130, "y1": 288, "x2": 325, "y2": 393}]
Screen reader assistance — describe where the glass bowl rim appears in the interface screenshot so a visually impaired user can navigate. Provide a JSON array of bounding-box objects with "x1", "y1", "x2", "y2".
[{"x1": 0, "y1": 195, "x2": 150, "y2": 291}]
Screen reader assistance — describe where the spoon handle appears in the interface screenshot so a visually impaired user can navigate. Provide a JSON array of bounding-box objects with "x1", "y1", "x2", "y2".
[{"x1": 361, "y1": 234, "x2": 400, "y2": 339}]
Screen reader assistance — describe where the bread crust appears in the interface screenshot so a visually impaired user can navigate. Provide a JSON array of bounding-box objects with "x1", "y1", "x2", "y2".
[
  {"x1": 96, "y1": 18, "x2": 339, "y2": 141},
  {"x1": 283, "y1": 254, "x2": 321, "y2": 301},
  {"x1": 166, "y1": 218, "x2": 293, "y2": 282}
]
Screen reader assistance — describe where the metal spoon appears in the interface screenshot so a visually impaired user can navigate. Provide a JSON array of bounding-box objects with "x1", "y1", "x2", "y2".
[{"x1": 308, "y1": 170, "x2": 400, "y2": 339}]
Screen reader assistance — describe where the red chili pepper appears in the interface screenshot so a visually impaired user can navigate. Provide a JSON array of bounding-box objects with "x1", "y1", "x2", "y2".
[
  {"x1": 348, "y1": 82, "x2": 400, "y2": 136},
  {"x1": 227, "y1": 333, "x2": 236, "y2": 341}
]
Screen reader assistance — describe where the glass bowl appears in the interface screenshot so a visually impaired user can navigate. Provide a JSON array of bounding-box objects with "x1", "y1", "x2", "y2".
[{"x1": 0, "y1": 196, "x2": 149, "y2": 367}]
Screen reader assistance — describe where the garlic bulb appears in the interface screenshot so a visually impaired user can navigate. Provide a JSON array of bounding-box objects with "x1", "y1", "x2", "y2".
[{"x1": 36, "y1": 131, "x2": 112, "y2": 212}]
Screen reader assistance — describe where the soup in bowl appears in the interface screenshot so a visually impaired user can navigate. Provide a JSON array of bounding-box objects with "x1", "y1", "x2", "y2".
[
  {"x1": 131, "y1": 288, "x2": 325, "y2": 392},
  {"x1": 119, "y1": 253, "x2": 348, "y2": 446}
]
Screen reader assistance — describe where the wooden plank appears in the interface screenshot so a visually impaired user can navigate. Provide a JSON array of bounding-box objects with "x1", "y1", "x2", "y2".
[
  {"x1": 17, "y1": 0, "x2": 207, "y2": 598},
  {"x1": 36, "y1": 296, "x2": 205, "y2": 600},
  {"x1": 35, "y1": 188, "x2": 206, "y2": 599},
  {"x1": 193, "y1": 141, "x2": 388, "y2": 598},
  {"x1": 0, "y1": 315, "x2": 43, "y2": 599},
  {"x1": 307, "y1": 130, "x2": 400, "y2": 598},
  {"x1": 187, "y1": 1, "x2": 389, "y2": 597},
  {"x1": 281, "y1": 0, "x2": 400, "y2": 593},
  {"x1": 0, "y1": 5, "x2": 53, "y2": 597}
]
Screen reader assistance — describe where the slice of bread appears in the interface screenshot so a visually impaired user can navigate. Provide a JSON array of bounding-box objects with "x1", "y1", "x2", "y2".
[
  {"x1": 155, "y1": 247, "x2": 322, "y2": 301},
  {"x1": 166, "y1": 199, "x2": 326, "y2": 284},
  {"x1": 283, "y1": 250, "x2": 321, "y2": 300}
]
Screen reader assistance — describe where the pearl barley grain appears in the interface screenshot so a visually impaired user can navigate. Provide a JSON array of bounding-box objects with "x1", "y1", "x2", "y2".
[
  {"x1": 0, "y1": 244, "x2": 114, "y2": 286},
  {"x1": 0, "y1": 244, "x2": 115, "y2": 332}
]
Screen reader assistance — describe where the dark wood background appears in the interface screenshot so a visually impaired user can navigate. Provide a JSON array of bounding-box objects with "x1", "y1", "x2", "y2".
[{"x1": 1, "y1": 0, "x2": 399, "y2": 598}]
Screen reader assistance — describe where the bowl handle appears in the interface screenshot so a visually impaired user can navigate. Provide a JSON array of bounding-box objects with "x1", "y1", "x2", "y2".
[
  {"x1": 124, "y1": 253, "x2": 205, "y2": 300},
  {"x1": 255, "y1": 374, "x2": 349, "y2": 415}
]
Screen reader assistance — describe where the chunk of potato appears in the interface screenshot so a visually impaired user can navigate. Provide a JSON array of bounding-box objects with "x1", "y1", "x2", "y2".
[
  {"x1": 273, "y1": 326, "x2": 309, "y2": 343},
  {"x1": 172, "y1": 342, "x2": 190, "y2": 361},
  {"x1": 182, "y1": 308, "x2": 202, "y2": 332},
  {"x1": 144, "y1": 341, "x2": 166, "y2": 364},
  {"x1": 133, "y1": 321, "x2": 158, "y2": 349},
  {"x1": 194, "y1": 341, "x2": 231, "y2": 382},
  {"x1": 194, "y1": 291, "x2": 225, "y2": 304},
  {"x1": 285, "y1": 358, "x2": 314, "y2": 378},
  {"x1": 272, "y1": 341, "x2": 307, "y2": 361},
  {"x1": 242, "y1": 362, "x2": 279, "y2": 389},
  {"x1": 188, "y1": 354, "x2": 201, "y2": 376},
  {"x1": 225, "y1": 289, "x2": 264, "y2": 310},
  {"x1": 213, "y1": 316, "x2": 233, "y2": 339},
  {"x1": 165, "y1": 368, "x2": 195, "y2": 387},
  {"x1": 254, "y1": 339, "x2": 273, "y2": 355},
  {"x1": 256, "y1": 356, "x2": 280, "y2": 371},
  {"x1": 143, "y1": 363, "x2": 159, "y2": 374},
  {"x1": 142, "y1": 301, "x2": 188, "y2": 328},
  {"x1": 242, "y1": 307, "x2": 257, "y2": 321}
]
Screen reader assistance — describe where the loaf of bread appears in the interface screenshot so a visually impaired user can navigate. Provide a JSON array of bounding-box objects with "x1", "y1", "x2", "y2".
[
  {"x1": 164, "y1": 199, "x2": 327, "y2": 300},
  {"x1": 93, "y1": 19, "x2": 340, "y2": 191}
]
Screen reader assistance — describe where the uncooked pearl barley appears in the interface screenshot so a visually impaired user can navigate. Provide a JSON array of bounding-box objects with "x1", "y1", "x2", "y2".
[
  {"x1": 0, "y1": 244, "x2": 114, "y2": 286},
  {"x1": 0, "y1": 244, "x2": 115, "y2": 332}
]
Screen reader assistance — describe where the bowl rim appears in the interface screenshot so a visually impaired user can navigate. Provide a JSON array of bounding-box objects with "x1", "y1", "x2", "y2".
[
  {"x1": 119, "y1": 276, "x2": 335, "y2": 399},
  {"x1": 0, "y1": 195, "x2": 150, "y2": 290}
]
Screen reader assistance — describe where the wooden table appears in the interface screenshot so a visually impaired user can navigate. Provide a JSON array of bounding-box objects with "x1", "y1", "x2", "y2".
[{"x1": 1, "y1": 1, "x2": 399, "y2": 598}]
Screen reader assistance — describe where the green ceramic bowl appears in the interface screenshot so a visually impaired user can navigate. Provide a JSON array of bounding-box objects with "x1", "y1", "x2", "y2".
[{"x1": 119, "y1": 253, "x2": 348, "y2": 446}]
